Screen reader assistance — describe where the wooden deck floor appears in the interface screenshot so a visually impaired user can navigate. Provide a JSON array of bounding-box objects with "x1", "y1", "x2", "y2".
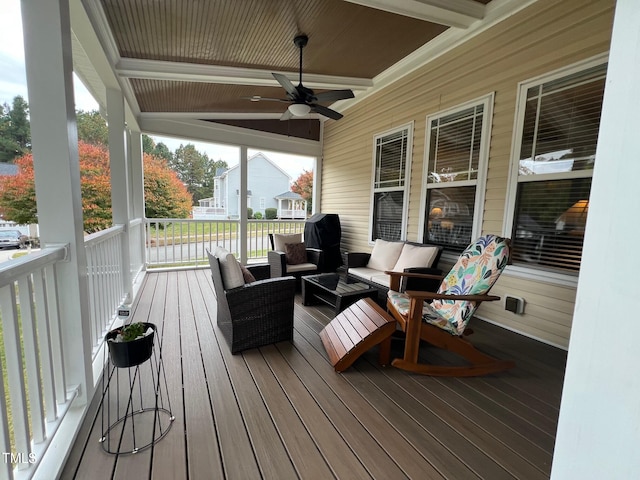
[{"x1": 61, "y1": 269, "x2": 566, "y2": 479}]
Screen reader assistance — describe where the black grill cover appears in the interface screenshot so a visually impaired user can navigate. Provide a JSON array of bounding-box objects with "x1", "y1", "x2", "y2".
[{"x1": 304, "y1": 213, "x2": 342, "y2": 272}]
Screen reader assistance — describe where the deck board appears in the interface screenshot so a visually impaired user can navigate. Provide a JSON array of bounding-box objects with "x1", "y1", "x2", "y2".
[
  {"x1": 195, "y1": 270, "x2": 299, "y2": 479},
  {"x1": 149, "y1": 272, "x2": 187, "y2": 480},
  {"x1": 177, "y1": 270, "x2": 226, "y2": 479},
  {"x1": 62, "y1": 270, "x2": 567, "y2": 480}
]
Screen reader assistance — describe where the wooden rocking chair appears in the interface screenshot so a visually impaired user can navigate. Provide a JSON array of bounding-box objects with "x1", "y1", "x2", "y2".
[{"x1": 384, "y1": 235, "x2": 515, "y2": 377}]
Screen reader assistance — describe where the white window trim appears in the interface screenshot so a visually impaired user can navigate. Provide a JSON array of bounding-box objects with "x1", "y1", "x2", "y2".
[
  {"x1": 418, "y1": 93, "x2": 494, "y2": 246},
  {"x1": 502, "y1": 52, "x2": 608, "y2": 286},
  {"x1": 368, "y1": 122, "x2": 414, "y2": 244}
]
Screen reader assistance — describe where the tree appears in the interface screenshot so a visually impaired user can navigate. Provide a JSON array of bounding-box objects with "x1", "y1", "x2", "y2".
[
  {"x1": 151, "y1": 142, "x2": 173, "y2": 163},
  {"x1": 0, "y1": 141, "x2": 192, "y2": 232},
  {"x1": 142, "y1": 134, "x2": 155, "y2": 154},
  {"x1": 0, "y1": 95, "x2": 31, "y2": 162},
  {"x1": 171, "y1": 144, "x2": 227, "y2": 204},
  {"x1": 0, "y1": 153, "x2": 36, "y2": 223},
  {"x1": 291, "y1": 169, "x2": 313, "y2": 213},
  {"x1": 143, "y1": 154, "x2": 192, "y2": 218},
  {"x1": 76, "y1": 110, "x2": 109, "y2": 146}
]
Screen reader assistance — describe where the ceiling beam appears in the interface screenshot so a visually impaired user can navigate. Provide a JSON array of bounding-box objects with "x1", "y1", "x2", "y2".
[
  {"x1": 341, "y1": 0, "x2": 485, "y2": 28},
  {"x1": 140, "y1": 112, "x2": 296, "y2": 120},
  {"x1": 140, "y1": 118, "x2": 322, "y2": 157},
  {"x1": 116, "y1": 58, "x2": 373, "y2": 91}
]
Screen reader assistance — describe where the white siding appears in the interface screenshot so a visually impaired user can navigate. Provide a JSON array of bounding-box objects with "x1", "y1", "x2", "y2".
[{"x1": 322, "y1": 0, "x2": 615, "y2": 347}]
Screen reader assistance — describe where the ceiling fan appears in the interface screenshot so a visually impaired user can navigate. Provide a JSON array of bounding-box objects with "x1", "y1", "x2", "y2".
[{"x1": 250, "y1": 34, "x2": 355, "y2": 121}]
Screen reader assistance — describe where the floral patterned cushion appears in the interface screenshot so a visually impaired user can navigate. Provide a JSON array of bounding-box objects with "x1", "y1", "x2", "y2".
[
  {"x1": 387, "y1": 290, "x2": 460, "y2": 336},
  {"x1": 387, "y1": 235, "x2": 510, "y2": 336}
]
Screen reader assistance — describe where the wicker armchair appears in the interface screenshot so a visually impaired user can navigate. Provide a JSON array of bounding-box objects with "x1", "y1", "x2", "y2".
[
  {"x1": 207, "y1": 250, "x2": 296, "y2": 354},
  {"x1": 267, "y1": 233, "x2": 324, "y2": 287}
]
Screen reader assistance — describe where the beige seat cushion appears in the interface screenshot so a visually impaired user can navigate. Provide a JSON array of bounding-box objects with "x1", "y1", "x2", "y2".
[
  {"x1": 273, "y1": 233, "x2": 302, "y2": 252},
  {"x1": 369, "y1": 274, "x2": 390, "y2": 288},
  {"x1": 366, "y1": 239, "x2": 404, "y2": 271},
  {"x1": 392, "y1": 244, "x2": 439, "y2": 272},
  {"x1": 286, "y1": 263, "x2": 318, "y2": 273},
  {"x1": 348, "y1": 267, "x2": 380, "y2": 283},
  {"x1": 215, "y1": 247, "x2": 244, "y2": 289}
]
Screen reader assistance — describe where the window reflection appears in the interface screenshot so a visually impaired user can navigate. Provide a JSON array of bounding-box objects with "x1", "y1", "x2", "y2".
[{"x1": 425, "y1": 187, "x2": 475, "y2": 252}]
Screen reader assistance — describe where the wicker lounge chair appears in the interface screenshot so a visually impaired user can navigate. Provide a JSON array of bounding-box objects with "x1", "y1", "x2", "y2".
[
  {"x1": 267, "y1": 233, "x2": 324, "y2": 287},
  {"x1": 207, "y1": 249, "x2": 296, "y2": 354}
]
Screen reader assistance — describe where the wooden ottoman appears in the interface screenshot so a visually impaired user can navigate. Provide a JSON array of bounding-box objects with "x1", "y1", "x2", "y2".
[{"x1": 319, "y1": 298, "x2": 397, "y2": 372}]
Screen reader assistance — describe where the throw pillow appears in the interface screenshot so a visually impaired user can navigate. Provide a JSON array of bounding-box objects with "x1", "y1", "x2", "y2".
[
  {"x1": 285, "y1": 242, "x2": 307, "y2": 265},
  {"x1": 215, "y1": 247, "x2": 245, "y2": 289},
  {"x1": 273, "y1": 233, "x2": 302, "y2": 252},
  {"x1": 366, "y1": 239, "x2": 404, "y2": 271},
  {"x1": 239, "y1": 263, "x2": 256, "y2": 284},
  {"x1": 393, "y1": 244, "x2": 439, "y2": 272}
]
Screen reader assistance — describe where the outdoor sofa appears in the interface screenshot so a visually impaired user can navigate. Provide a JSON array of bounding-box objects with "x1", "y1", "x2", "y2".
[{"x1": 345, "y1": 239, "x2": 443, "y2": 305}]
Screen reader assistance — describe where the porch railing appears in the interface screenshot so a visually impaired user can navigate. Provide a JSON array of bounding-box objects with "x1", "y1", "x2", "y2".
[
  {"x1": 145, "y1": 218, "x2": 305, "y2": 268},
  {"x1": 0, "y1": 217, "x2": 305, "y2": 478},
  {"x1": 278, "y1": 209, "x2": 307, "y2": 219},
  {"x1": 191, "y1": 206, "x2": 226, "y2": 218},
  {"x1": 0, "y1": 246, "x2": 73, "y2": 479},
  {"x1": 84, "y1": 225, "x2": 127, "y2": 359}
]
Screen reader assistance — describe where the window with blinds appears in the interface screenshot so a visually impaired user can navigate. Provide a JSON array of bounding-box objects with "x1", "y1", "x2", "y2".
[
  {"x1": 371, "y1": 125, "x2": 412, "y2": 242},
  {"x1": 510, "y1": 61, "x2": 606, "y2": 273},
  {"x1": 422, "y1": 98, "x2": 490, "y2": 253}
]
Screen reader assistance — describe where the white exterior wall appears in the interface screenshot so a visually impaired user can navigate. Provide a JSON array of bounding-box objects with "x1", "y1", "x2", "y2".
[{"x1": 224, "y1": 154, "x2": 291, "y2": 218}]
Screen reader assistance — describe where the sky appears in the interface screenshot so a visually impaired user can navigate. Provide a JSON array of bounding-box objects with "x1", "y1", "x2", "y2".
[{"x1": 0, "y1": 0, "x2": 313, "y2": 181}]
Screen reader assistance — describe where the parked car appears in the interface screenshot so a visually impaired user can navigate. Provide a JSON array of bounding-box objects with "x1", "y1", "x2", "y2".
[{"x1": 0, "y1": 230, "x2": 30, "y2": 249}]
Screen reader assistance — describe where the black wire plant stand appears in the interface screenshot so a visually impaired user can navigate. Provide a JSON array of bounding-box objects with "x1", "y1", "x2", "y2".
[{"x1": 99, "y1": 323, "x2": 175, "y2": 454}]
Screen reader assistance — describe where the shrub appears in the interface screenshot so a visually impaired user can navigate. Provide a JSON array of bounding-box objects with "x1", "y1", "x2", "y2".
[
  {"x1": 247, "y1": 207, "x2": 253, "y2": 219},
  {"x1": 265, "y1": 208, "x2": 277, "y2": 219},
  {"x1": 253, "y1": 212, "x2": 263, "y2": 219}
]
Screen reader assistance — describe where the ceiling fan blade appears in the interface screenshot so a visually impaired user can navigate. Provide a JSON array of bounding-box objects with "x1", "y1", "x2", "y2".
[
  {"x1": 313, "y1": 89, "x2": 355, "y2": 103},
  {"x1": 272, "y1": 73, "x2": 297, "y2": 96},
  {"x1": 279, "y1": 108, "x2": 294, "y2": 121},
  {"x1": 311, "y1": 104, "x2": 343, "y2": 120},
  {"x1": 242, "y1": 95, "x2": 289, "y2": 103}
]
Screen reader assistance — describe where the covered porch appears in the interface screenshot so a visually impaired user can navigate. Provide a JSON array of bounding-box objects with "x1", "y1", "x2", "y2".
[
  {"x1": 62, "y1": 269, "x2": 564, "y2": 479},
  {"x1": 5, "y1": 0, "x2": 640, "y2": 478}
]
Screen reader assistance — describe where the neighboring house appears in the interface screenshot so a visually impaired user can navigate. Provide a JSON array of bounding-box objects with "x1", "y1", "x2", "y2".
[
  {"x1": 192, "y1": 152, "x2": 306, "y2": 219},
  {"x1": 274, "y1": 191, "x2": 307, "y2": 219}
]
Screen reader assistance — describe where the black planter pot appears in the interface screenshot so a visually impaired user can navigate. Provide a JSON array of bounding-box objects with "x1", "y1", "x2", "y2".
[{"x1": 106, "y1": 323, "x2": 156, "y2": 368}]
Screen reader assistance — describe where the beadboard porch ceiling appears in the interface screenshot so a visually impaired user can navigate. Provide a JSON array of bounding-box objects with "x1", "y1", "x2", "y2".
[{"x1": 73, "y1": 0, "x2": 498, "y2": 141}]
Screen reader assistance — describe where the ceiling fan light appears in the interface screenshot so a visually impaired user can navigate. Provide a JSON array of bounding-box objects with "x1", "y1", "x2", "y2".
[{"x1": 288, "y1": 103, "x2": 311, "y2": 117}]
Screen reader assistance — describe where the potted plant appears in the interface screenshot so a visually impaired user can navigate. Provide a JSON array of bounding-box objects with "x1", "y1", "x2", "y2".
[{"x1": 105, "y1": 322, "x2": 156, "y2": 368}]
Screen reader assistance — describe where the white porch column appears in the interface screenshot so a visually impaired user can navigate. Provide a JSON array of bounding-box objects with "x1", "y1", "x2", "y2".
[
  {"x1": 106, "y1": 88, "x2": 132, "y2": 302},
  {"x1": 128, "y1": 130, "x2": 145, "y2": 218},
  {"x1": 551, "y1": 1, "x2": 640, "y2": 478},
  {"x1": 313, "y1": 155, "x2": 322, "y2": 215},
  {"x1": 21, "y1": 0, "x2": 92, "y2": 402},
  {"x1": 239, "y1": 146, "x2": 248, "y2": 263},
  {"x1": 128, "y1": 130, "x2": 146, "y2": 273}
]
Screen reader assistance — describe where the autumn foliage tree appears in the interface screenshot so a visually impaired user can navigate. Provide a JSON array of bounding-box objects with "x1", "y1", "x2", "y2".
[
  {"x1": 0, "y1": 141, "x2": 192, "y2": 232},
  {"x1": 143, "y1": 153, "x2": 192, "y2": 218},
  {"x1": 291, "y1": 169, "x2": 313, "y2": 213}
]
